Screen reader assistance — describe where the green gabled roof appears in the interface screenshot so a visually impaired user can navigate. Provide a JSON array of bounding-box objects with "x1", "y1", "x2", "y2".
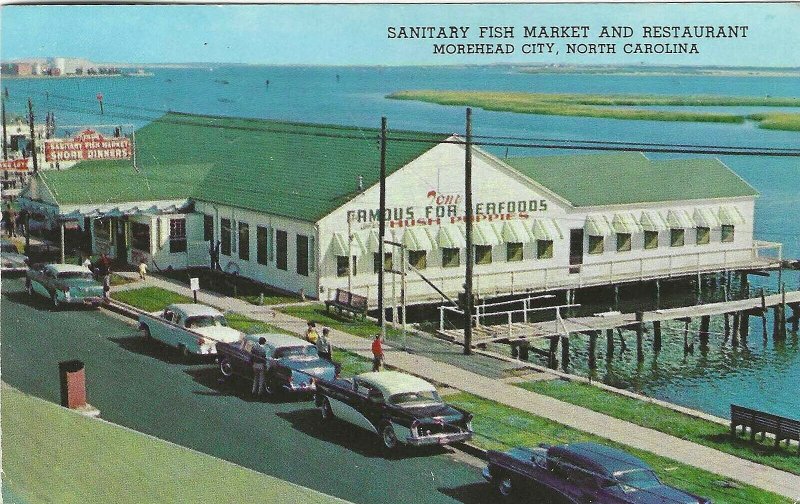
[
  {"x1": 37, "y1": 112, "x2": 447, "y2": 221},
  {"x1": 504, "y1": 152, "x2": 758, "y2": 207}
]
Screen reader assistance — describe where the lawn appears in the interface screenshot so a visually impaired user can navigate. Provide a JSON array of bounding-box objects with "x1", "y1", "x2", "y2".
[
  {"x1": 518, "y1": 380, "x2": 800, "y2": 476},
  {"x1": 0, "y1": 384, "x2": 346, "y2": 504},
  {"x1": 111, "y1": 286, "x2": 193, "y2": 312},
  {"x1": 156, "y1": 268, "x2": 300, "y2": 306},
  {"x1": 387, "y1": 90, "x2": 800, "y2": 131},
  {"x1": 278, "y1": 303, "x2": 404, "y2": 341},
  {"x1": 448, "y1": 392, "x2": 792, "y2": 504}
]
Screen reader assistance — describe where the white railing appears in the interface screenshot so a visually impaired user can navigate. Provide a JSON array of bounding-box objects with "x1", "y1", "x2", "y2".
[{"x1": 439, "y1": 297, "x2": 579, "y2": 338}]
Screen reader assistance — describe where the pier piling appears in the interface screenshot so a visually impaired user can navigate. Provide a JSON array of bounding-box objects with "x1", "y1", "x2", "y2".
[
  {"x1": 731, "y1": 313, "x2": 740, "y2": 345},
  {"x1": 561, "y1": 335, "x2": 570, "y2": 370},
  {"x1": 761, "y1": 289, "x2": 769, "y2": 341},
  {"x1": 548, "y1": 336, "x2": 559, "y2": 369},
  {"x1": 652, "y1": 321, "x2": 662, "y2": 353},
  {"x1": 724, "y1": 313, "x2": 730, "y2": 341},
  {"x1": 635, "y1": 312, "x2": 644, "y2": 362},
  {"x1": 739, "y1": 313, "x2": 749, "y2": 345},
  {"x1": 588, "y1": 331, "x2": 598, "y2": 369},
  {"x1": 606, "y1": 329, "x2": 614, "y2": 360},
  {"x1": 699, "y1": 315, "x2": 710, "y2": 348}
]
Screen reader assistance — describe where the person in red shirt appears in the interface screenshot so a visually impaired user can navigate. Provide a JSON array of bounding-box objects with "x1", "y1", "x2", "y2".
[{"x1": 371, "y1": 334, "x2": 384, "y2": 372}]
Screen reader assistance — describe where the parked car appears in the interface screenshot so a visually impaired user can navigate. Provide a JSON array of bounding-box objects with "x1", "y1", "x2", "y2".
[
  {"x1": 25, "y1": 263, "x2": 103, "y2": 308},
  {"x1": 1, "y1": 239, "x2": 28, "y2": 273},
  {"x1": 482, "y1": 442, "x2": 712, "y2": 504},
  {"x1": 138, "y1": 303, "x2": 244, "y2": 357},
  {"x1": 314, "y1": 370, "x2": 473, "y2": 451},
  {"x1": 216, "y1": 333, "x2": 336, "y2": 395}
]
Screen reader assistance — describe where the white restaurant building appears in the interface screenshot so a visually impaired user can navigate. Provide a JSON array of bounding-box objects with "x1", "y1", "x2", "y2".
[{"x1": 19, "y1": 113, "x2": 779, "y2": 305}]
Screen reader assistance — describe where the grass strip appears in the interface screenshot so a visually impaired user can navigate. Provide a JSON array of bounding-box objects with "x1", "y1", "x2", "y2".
[
  {"x1": 278, "y1": 303, "x2": 405, "y2": 341},
  {"x1": 518, "y1": 380, "x2": 800, "y2": 476},
  {"x1": 448, "y1": 392, "x2": 791, "y2": 504},
  {"x1": 387, "y1": 90, "x2": 800, "y2": 130},
  {"x1": 0, "y1": 384, "x2": 346, "y2": 504},
  {"x1": 155, "y1": 269, "x2": 299, "y2": 306},
  {"x1": 111, "y1": 286, "x2": 193, "y2": 313}
]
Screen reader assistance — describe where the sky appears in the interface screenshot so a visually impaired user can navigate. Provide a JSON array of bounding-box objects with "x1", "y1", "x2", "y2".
[{"x1": 1, "y1": 3, "x2": 799, "y2": 67}]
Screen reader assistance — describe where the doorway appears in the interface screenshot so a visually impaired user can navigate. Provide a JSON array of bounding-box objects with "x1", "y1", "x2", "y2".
[{"x1": 569, "y1": 229, "x2": 583, "y2": 274}]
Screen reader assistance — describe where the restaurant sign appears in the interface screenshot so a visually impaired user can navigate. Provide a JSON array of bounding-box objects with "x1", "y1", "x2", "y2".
[
  {"x1": 44, "y1": 129, "x2": 132, "y2": 162},
  {"x1": 0, "y1": 158, "x2": 29, "y2": 171}
]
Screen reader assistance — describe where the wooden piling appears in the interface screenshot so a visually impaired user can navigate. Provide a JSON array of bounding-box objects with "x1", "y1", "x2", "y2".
[
  {"x1": 773, "y1": 306, "x2": 783, "y2": 340},
  {"x1": 724, "y1": 313, "x2": 730, "y2": 341},
  {"x1": 683, "y1": 318, "x2": 692, "y2": 354},
  {"x1": 635, "y1": 312, "x2": 644, "y2": 362},
  {"x1": 732, "y1": 313, "x2": 740, "y2": 344},
  {"x1": 699, "y1": 315, "x2": 710, "y2": 348},
  {"x1": 761, "y1": 289, "x2": 768, "y2": 341},
  {"x1": 548, "y1": 336, "x2": 559, "y2": 369},
  {"x1": 561, "y1": 335, "x2": 570, "y2": 370},
  {"x1": 606, "y1": 329, "x2": 614, "y2": 360},
  {"x1": 614, "y1": 285, "x2": 620, "y2": 311},
  {"x1": 588, "y1": 331, "x2": 598, "y2": 369},
  {"x1": 740, "y1": 272, "x2": 749, "y2": 297},
  {"x1": 739, "y1": 313, "x2": 749, "y2": 345},
  {"x1": 655, "y1": 279, "x2": 661, "y2": 308},
  {"x1": 653, "y1": 321, "x2": 662, "y2": 353},
  {"x1": 790, "y1": 304, "x2": 800, "y2": 333}
]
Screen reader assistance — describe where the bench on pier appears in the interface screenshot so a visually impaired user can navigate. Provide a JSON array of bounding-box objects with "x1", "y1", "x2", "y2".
[
  {"x1": 730, "y1": 404, "x2": 800, "y2": 454},
  {"x1": 324, "y1": 289, "x2": 368, "y2": 320}
]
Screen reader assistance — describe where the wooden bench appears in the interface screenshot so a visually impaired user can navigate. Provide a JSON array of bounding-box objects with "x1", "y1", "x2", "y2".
[
  {"x1": 324, "y1": 289, "x2": 368, "y2": 320},
  {"x1": 731, "y1": 404, "x2": 800, "y2": 454}
]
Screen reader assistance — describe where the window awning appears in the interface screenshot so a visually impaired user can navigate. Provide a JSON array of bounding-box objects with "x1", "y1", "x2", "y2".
[
  {"x1": 472, "y1": 221, "x2": 502, "y2": 246},
  {"x1": 402, "y1": 227, "x2": 435, "y2": 251},
  {"x1": 640, "y1": 211, "x2": 668, "y2": 232},
  {"x1": 436, "y1": 224, "x2": 466, "y2": 249},
  {"x1": 693, "y1": 208, "x2": 721, "y2": 228},
  {"x1": 501, "y1": 219, "x2": 531, "y2": 244},
  {"x1": 330, "y1": 233, "x2": 349, "y2": 257},
  {"x1": 667, "y1": 209, "x2": 695, "y2": 229},
  {"x1": 584, "y1": 215, "x2": 612, "y2": 236},
  {"x1": 719, "y1": 206, "x2": 745, "y2": 225},
  {"x1": 354, "y1": 228, "x2": 381, "y2": 254},
  {"x1": 611, "y1": 213, "x2": 642, "y2": 234},
  {"x1": 531, "y1": 218, "x2": 563, "y2": 241}
]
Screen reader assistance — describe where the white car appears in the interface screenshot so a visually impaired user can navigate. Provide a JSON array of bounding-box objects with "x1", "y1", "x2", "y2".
[
  {"x1": 1, "y1": 239, "x2": 28, "y2": 273},
  {"x1": 138, "y1": 303, "x2": 244, "y2": 357}
]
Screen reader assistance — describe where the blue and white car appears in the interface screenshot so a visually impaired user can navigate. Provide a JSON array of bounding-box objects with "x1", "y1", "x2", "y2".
[{"x1": 26, "y1": 263, "x2": 104, "y2": 308}]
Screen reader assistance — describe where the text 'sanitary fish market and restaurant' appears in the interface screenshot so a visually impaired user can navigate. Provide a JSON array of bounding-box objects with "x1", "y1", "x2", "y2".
[{"x1": 19, "y1": 112, "x2": 780, "y2": 306}]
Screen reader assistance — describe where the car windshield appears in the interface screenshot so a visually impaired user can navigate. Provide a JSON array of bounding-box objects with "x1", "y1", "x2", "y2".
[
  {"x1": 274, "y1": 345, "x2": 318, "y2": 360},
  {"x1": 57, "y1": 271, "x2": 94, "y2": 280},
  {"x1": 615, "y1": 469, "x2": 662, "y2": 492},
  {"x1": 1, "y1": 244, "x2": 18, "y2": 253},
  {"x1": 185, "y1": 315, "x2": 228, "y2": 329},
  {"x1": 389, "y1": 390, "x2": 442, "y2": 406}
]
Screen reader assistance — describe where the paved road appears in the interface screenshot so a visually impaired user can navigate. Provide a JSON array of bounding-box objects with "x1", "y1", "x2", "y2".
[{"x1": 1, "y1": 278, "x2": 489, "y2": 504}]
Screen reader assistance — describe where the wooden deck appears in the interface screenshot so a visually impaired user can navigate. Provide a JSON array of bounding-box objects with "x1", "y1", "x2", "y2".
[{"x1": 437, "y1": 290, "x2": 800, "y2": 346}]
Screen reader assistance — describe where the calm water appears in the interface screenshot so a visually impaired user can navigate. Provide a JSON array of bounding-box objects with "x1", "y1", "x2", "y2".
[{"x1": 4, "y1": 65, "x2": 799, "y2": 418}]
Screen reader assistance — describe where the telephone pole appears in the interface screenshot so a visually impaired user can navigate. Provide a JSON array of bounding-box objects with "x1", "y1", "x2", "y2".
[
  {"x1": 1, "y1": 98, "x2": 7, "y2": 161},
  {"x1": 463, "y1": 108, "x2": 474, "y2": 355},
  {"x1": 27, "y1": 98, "x2": 38, "y2": 173},
  {"x1": 378, "y1": 117, "x2": 387, "y2": 338}
]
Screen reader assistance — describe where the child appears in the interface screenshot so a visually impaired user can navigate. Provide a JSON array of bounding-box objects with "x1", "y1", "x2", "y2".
[{"x1": 138, "y1": 260, "x2": 148, "y2": 280}]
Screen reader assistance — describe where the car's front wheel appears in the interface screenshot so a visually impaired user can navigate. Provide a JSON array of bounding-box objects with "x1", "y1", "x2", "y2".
[
  {"x1": 494, "y1": 473, "x2": 514, "y2": 498},
  {"x1": 219, "y1": 357, "x2": 233, "y2": 377},
  {"x1": 141, "y1": 326, "x2": 151, "y2": 340},
  {"x1": 381, "y1": 423, "x2": 399, "y2": 451}
]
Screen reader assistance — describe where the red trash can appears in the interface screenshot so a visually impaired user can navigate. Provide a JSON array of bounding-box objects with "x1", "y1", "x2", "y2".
[{"x1": 59, "y1": 360, "x2": 87, "y2": 409}]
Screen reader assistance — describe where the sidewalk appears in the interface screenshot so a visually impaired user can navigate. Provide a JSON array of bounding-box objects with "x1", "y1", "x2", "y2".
[{"x1": 114, "y1": 273, "x2": 800, "y2": 500}]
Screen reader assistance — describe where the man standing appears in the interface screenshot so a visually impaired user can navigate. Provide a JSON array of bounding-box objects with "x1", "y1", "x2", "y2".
[
  {"x1": 252, "y1": 336, "x2": 268, "y2": 396},
  {"x1": 371, "y1": 334, "x2": 384, "y2": 372},
  {"x1": 317, "y1": 327, "x2": 332, "y2": 362},
  {"x1": 4, "y1": 204, "x2": 15, "y2": 237}
]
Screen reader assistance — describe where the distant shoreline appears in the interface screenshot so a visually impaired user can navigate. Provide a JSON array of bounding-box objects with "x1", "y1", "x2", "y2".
[{"x1": 1, "y1": 74, "x2": 123, "y2": 80}]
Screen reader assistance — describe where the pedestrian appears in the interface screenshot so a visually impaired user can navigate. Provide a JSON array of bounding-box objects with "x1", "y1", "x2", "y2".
[
  {"x1": 138, "y1": 259, "x2": 148, "y2": 280},
  {"x1": 252, "y1": 336, "x2": 267, "y2": 396},
  {"x1": 82, "y1": 254, "x2": 92, "y2": 270},
  {"x1": 103, "y1": 272, "x2": 111, "y2": 301},
  {"x1": 317, "y1": 327, "x2": 332, "y2": 361},
  {"x1": 4, "y1": 204, "x2": 15, "y2": 237},
  {"x1": 97, "y1": 253, "x2": 112, "y2": 301},
  {"x1": 371, "y1": 334, "x2": 384, "y2": 372},
  {"x1": 1, "y1": 205, "x2": 9, "y2": 237},
  {"x1": 305, "y1": 321, "x2": 319, "y2": 344}
]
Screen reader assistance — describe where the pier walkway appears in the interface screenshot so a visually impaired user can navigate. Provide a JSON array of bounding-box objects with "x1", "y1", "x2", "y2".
[
  {"x1": 113, "y1": 273, "x2": 800, "y2": 500},
  {"x1": 437, "y1": 290, "x2": 800, "y2": 345}
]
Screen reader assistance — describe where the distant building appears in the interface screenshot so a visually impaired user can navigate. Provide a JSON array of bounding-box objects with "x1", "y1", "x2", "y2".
[{"x1": 0, "y1": 63, "x2": 33, "y2": 76}]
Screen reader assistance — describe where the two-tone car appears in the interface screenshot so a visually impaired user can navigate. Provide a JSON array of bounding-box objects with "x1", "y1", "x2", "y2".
[
  {"x1": 483, "y1": 442, "x2": 712, "y2": 503},
  {"x1": 315, "y1": 370, "x2": 473, "y2": 451},
  {"x1": 1, "y1": 239, "x2": 28, "y2": 274},
  {"x1": 25, "y1": 263, "x2": 104, "y2": 308},
  {"x1": 138, "y1": 303, "x2": 244, "y2": 358},
  {"x1": 216, "y1": 333, "x2": 336, "y2": 396}
]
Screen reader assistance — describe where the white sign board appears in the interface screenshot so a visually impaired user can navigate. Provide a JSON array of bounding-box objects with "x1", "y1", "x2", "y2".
[{"x1": 189, "y1": 278, "x2": 200, "y2": 292}]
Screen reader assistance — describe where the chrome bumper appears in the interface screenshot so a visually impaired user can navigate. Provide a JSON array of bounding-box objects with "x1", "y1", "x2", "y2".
[
  {"x1": 283, "y1": 381, "x2": 317, "y2": 393},
  {"x1": 406, "y1": 430, "x2": 473, "y2": 446}
]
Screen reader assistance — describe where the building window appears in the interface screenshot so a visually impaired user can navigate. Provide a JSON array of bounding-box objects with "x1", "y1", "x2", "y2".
[
  {"x1": 131, "y1": 222, "x2": 150, "y2": 252},
  {"x1": 336, "y1": 256, "x2": 349, "y2": 277},
  {"x1": 442, "y1": 248, "x2": 460, "y2": 268},
  {"x1": 169, "y1": 218, "x2": 187, "y2": 253},
  {"x1": 238, "y1": 222, "x2": 250, "y2": 260},
  {"x1": 671, "y1": 229, "x2": 685, "y2": 247},
  {"x1": 696, "y1": 226, "x2": 710, "y2": 245},
  {"x1": 373, "y1": 252, "x2": 392, "y2": 273},
  {"x1": 409, "y1": 250, "x2": 427, "y2": 270},
  {"x1": 296, "y1": 234, "x2": 309, "y2": 276},
  {"x1": 644, "y1": 230, "x2": 659, "y2": 250},
  {"x1": 276, "y1": 230, "x2": 288, "y2": 271},
  {"x1": 220, "y1": 218, "x2": 232, "y2": 256},
  {"x1": 721, "y1": 224, "x2": 735, "y2": 243},
  {"x1": 537, "y1": 240, "x2": 554, "y2": 259},
  {"x1": 256, "y1": 226, "x2": 268, "y2": 265},
  {"x1": 475, "y1": 245, "x2": 492, "y2": 265},
  {"x1": 616, "y1": 233, "x2": 632, "y2": 252},
  {"x1": 203, "y1": 214, "x2": 214, "y2": 242},
  {"x1": 507, "y1": 242, "x2": 523, "y2": 262},
  {"x1": 588, "y1": 235, "x2": 604, "y2": 255}
]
